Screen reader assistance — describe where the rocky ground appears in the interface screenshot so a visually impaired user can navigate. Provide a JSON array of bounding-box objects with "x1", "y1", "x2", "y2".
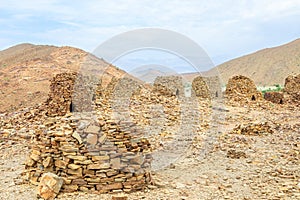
[{"x1": 0, "y1": 100, "x2": 299, "y2": 200}]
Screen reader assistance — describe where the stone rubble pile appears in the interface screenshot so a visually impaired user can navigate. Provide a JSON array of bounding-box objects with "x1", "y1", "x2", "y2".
[
  {"x1": 130, "y1": 87, "x2": 180, "y2": 128},
  {"x1": 226, "y1": 149, "x2": 247, "y2": 159},
  {"x1": 230, "y1": 122, "x2": 274, "y2": 136},
  {"x1": 225, "y1": 75, "x2": 262, "y2": 103},
  {"x1": 264, "y1": 92, "x2": 284, "y2": 104}
]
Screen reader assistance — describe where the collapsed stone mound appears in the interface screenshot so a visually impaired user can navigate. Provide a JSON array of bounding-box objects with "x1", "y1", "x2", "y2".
[
  {"x1": 24, "y1": 72, "x2": 153, "y2": 194},
  {"x1": 130, "y1": 85, "x2": 180, "y2": 128},
  {"x1": 151, "y1": 83, "x2": 176, "y2": 97},
  {"x1": 283, "y1": 74, "x2": 300, "y2": 103},
  {"x1": 230, "y1": 122, "x2": 274, "y2": 136},
  {"x1": 225, "y1": 75, "x2": 262, "y2": 102},
  {"x1": 153, "y1": 76, "x2": 184, "y2": 97},
  {"x1": 264, "y1": 92, "x2": 284, "y2": 104}
]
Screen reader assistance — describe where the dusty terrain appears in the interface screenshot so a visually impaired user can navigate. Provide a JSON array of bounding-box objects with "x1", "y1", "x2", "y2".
[
  {"x1": 0, "y1": 99, "x2": 299, "y2": 200},
  {"x1": 0, "y1": 43, "x2": 299, "y2": 200}
]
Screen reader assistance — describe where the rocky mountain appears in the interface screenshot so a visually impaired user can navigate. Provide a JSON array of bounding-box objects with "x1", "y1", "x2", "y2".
[
  {"x1": 129, "y1": 65, "x2": 177, "y2": 83},
  {"x1": 204, "y1": 39, "x2": 300, "y2": 86},
  {"x1": 0, "y1": 44, "x2": 127, "y2": 113}
]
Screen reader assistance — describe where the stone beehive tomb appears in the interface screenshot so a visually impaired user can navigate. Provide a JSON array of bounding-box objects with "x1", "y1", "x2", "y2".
[
  {"x1": 45, "y1": 72, "x2": 99, "y2": 116},
  {"x1": 192, "y1": 76, "x2": 210, "y2": 99},
  {"x1": 192, "y1": 76, "x2": 223, "y2": 99},
  {"x1": 225, "y1": 75, "x2": 262, "y2": 102},
  {"x1": 264, "y1": 92, "x2": 284, "y2": 104},
  {"x1": 284, "y1": 74, "x2": 300, "y2": 103},
  {"x1": 203, "y1": 76, "x2": 223, "y2": 98},
  {"x1": 45, "y1": 72, "x2": 77, "y2": 117},
  {"x1": 24, "y1": 72, "x2": 153, "y2": 194},
  {"x1": 153, "y1": 76, "x2": 184, "y2": 97}
]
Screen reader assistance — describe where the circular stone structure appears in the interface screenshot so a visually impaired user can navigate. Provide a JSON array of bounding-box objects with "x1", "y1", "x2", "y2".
[
  {"x1": 24, "y1": 73, "x2": 153, "y2": 194},
  {"x1": 225, "y1": 75, "x2": 262, "y2": 102}
]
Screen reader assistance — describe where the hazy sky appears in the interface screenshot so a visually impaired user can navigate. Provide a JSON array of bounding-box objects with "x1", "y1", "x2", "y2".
[{"x1": 1, "y1": 0, "x2": 300, "y2": 72}]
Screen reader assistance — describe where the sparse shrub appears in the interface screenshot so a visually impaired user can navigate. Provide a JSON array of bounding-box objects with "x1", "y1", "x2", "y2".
[{"x1": 261, "y1": 84, "x2": 282, "y2": 95}]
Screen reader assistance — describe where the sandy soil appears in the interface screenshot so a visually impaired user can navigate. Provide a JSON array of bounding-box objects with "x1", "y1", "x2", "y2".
[{"x1": 0, "y1": 102, "x2": 299, "y2": 200}]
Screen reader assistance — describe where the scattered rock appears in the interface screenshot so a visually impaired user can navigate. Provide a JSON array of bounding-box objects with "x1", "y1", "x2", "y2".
[{"x1": 227, "y1": 149, "x2": 246, "y2": 159}]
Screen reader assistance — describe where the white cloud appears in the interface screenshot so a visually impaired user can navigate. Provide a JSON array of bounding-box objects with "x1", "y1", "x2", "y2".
[{"x1": 0, "y1": 0, "x2": 300, "y2": 66}]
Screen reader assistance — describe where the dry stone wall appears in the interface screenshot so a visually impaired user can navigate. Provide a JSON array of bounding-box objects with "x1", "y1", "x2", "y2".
[
  {"x1": 45, "y1": 72, "x2": 77, "y2": 116},
  {"x1": 45, "y1": 72, "x2": 101, "y2": 116}
]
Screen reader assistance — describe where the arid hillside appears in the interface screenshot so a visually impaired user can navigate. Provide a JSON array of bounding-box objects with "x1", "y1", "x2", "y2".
[
  {"x1": 204, "y1": 39, "x2": 300, "y2": 86},
  {"x1": 181, "y1": 39, "x2": 300, "y2": 86},
  {"x1": 0, "y1": 44, "x2": 127, "y2": 113}
]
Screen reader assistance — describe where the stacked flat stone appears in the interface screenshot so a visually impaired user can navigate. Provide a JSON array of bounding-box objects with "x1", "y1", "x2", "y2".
[
  {"x1": 24, "y1": 114, "x2": 152, "y2": 193},
  {"x1": 192, "y1": 76, "x2": 210, "y2": 99},
  {"x1": 283, "y1": 74, "x2": 300, "y2": 103},
  {"x1": 225, "y1": 75, "x2": 262, "y2": 103},
  {"x1": 264, "y1": 92, "x2": 284, "y2": 104},
  {"x1": 23, "y1": 72, "x2": 153, "y2": 194},
  {"x1": 202, "y1": 76, "x2": 223, "y2": 98},
  {"x1": 151, "y1": 84, "x2": 175, "y2": 97},
  {"x1": 130, "y1": 86, "x2": 180, "y2": 127},
  {"x1": 153, "y1": 76, "x2": 184, "y2": 97},
  {"x1": 45, "y1": 72, "x2": 77, "y2": 116}
]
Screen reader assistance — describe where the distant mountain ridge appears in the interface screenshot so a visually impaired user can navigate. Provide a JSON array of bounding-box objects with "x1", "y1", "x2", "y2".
[
  {"x1": 130, "y1": 65, "x2": 177, "y2": 83},
  {"x1": 204, "y1": 39, "x2": 300, "y2": 86}
]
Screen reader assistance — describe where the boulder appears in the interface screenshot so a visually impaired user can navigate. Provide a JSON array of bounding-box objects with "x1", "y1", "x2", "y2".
[{"x1": 37, "y1": 172, "x2": 64, "y2": 200}]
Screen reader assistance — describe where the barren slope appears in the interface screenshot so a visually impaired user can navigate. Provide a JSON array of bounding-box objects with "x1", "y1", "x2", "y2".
[
  {"x1": 0, "y1": 44, "x2": 127, "y2": 113},
  {"x1": 180, "y1": 39, "x2": 300, "y2": 85},
  {"x1": 204, "y1": 39, "x2": 300, "y2": 86}
]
